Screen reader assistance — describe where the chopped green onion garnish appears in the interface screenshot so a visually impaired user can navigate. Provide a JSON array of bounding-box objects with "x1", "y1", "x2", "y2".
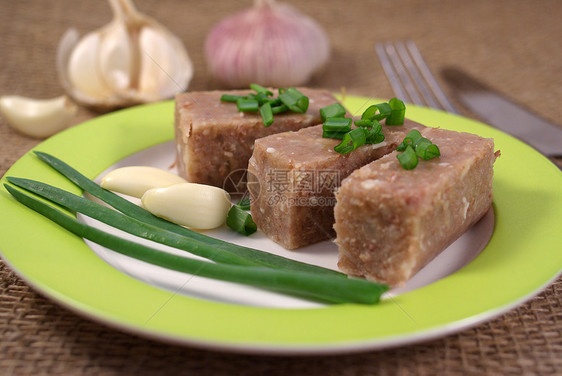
[
  {"x1": 279, "y1": 87, "x2": 309, "y2": 113},
  {"x1": 320, "y1": 103, "x2": 347, "y2": 122},
  {"x1": 226, "y1": 205, "x2": 257, "y2": 236},
  {"x1": 396, "y1": 129, "x2": 423, "y2": 151},
  {"x1": 259, "y1": 102, "x2": 274, "y2": 127},
  {"x1": 236, "y1": 98, "x2": 259, "y2": 112},
  {"x1": 364, "y1": 122, "x2": 385, "y2": 144},
  {"x1": 322, "y1": 130, "x2": 348, "y2": 139},
  {"x1": 323, "y1": 117, "x2": 352, "y2": 132},
  {"x1": 386, "y1": 98, "x2": 406, "y2": 125},
  {"x1": 361, "y1": 103, "x2": 392, "y2": 121},
  {"x1": 354, "y1": 118, "x2": 375, "y2": 128},
  {"x1": 271, "y1": 104, "x2": 289, "y2": 115},
  {"x1": 250, "y1": 83, "x2": 273, "y2": 96},
  {"x1": 254, "y1": 92, "x2": 272, "y2": 105},
  {"x1": 415, "y1": 139, "x2": 441, "y2": 160},
  {"x1": 334, "y1": 127, "x2": 367, "y2": 154},
  {"x1": 220, "y1": 94, "x2": 245, "y2": 103},
  {"x1": 237, "y1": 195, "x2": 251, "y2": 210},
  {"x1": 396, "y1": 145, "x2": 418, "y2": 169}
]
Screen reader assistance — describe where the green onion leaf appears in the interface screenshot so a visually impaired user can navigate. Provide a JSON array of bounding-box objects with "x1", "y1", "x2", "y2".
[
  {"x1": 237, "y1": 98, "x2": 260, "y2": 112},
  {"x1": 415, "y1": 139, "x2": 441, "y2": 160},
  {"x1": 334, "y1": 127, "x2": 367, "y2": 154},
  {"x1": 323, "y1": 117, "x2": 352, "y2": 132},
  {"x1": 361, "y1": 103, "x2": 392, "y2": 121},
  {"x1": 279, "y1": 87, "x2": 309, "y2": 113},
  {"x1": 271, "y1": 104, "x2": 289, "y2": 115},
  {"x1": 226, "y1": 205, "x2": 257, "y2": 236},
  {"x1": 354, "y1": 118, "x2": 375, "y2": 128},
  {"x1": 364, "y1": 122, "x2": 385, "y2": 144},
  {"x1": 220, "y1": 94, "x2": 245, "y2": 103},
  {"x1": 259, "y1": 102, "x2": 274, "y2": 127},
  {"x1": 396, "y1": 129, "x2": 423, "y2": 151},
  {"x1": 237, "y1": 195, "x2": 251, "y2": 210},
  {"x1": 5, "y1": 184, "x2": 387, "y2": 304},
  {"x1": 397, "y1": 145, "x2": 418, "y2": 169},
  {"x1": 320, "y1": 103, "x2": 347, "y2": 122},
  {"x1": 7, "y1": 177, "x2": 261, "y2": 267},
  {"x1": 250, "y1": 83, "x2": 273, "y2": 96},
  {"x1": 322, "y1": 130, "x2": 348, "y2": 139},
  {"x1": 33, "y1": 152, "x2": 345, "y2": 277},
  {"x1": 386, "y1": 98, "x2": 406, "y2": 125}
]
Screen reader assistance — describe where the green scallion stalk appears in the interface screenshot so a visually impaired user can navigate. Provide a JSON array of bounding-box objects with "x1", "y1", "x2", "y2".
[
  {"x1": 226, "y1": 204, "x2": 257, "y2": 236},
  {"x1": 236, "y1": 196, "x2": 251, "y2": 210},
  {"x1": 361, "y1": 102, "x2": 392, "y2": 121},
  {"x1": 6, "y1": 177, "x2": 261, "y2": 267},
  {"x1": 320, "y1": 103, "x2": 347, "y2": 122},
  {"x1": 415, "y1": 139, "x2": 441, "y2": 160},
  {"x1": 220, "y1": 94, "x2": 245, "y2": 103},
  {"x1": 271, "y1": 104, "x2": 289, "y2": 115},
  {"x1": 5, "y1": 184, "x2": 387, "y2": 304},
  {"x1": 33, "y1": 152, "x2": 345, "y2": 277},
  {"x1": 364, "y1": 123, "x2": 385, "y2": 144},
  {"x1": 396, "y1": 129, "x2": 423, "y2": 151},
  {"x1": 334, "y1": 127, "x2": 367, "y2": 154},
  {"x1": 396, "y1": 145, "x2": 419, "y2": 170},
  {"x1": 278, "y1": 87, "x2": 309, "y2": 113},
  {"x1": 354, "y1": 118, "x2": 375, "y2": 128},
  {"x1": 386, "y1": 98, "x2": 406, "y2": 125},
  {"x1": 322, "y1": 130, "x2": 348, "y2": 140},
  {"x1": 259, "y1": 102, "x2": 274, "y2": 127},
  {"x1": 250, "y1": 83, "x2": 273, "y2": 96},
  {"x1": 323, "y1": 117, "x2": 352, "y2": 132},
  {"x1": 237, "y1": 98, "x2": 260, "y2": 112}
]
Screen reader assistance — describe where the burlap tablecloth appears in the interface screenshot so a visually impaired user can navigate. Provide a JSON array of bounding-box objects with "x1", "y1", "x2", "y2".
[{"x1": 1, "y1": 1, "x2": 561, "y2": 374}]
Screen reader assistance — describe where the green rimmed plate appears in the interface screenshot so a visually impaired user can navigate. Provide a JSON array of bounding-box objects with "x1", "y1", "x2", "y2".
[{"x1": 0, "y1": 96, "x2": 561, "y2": 355}]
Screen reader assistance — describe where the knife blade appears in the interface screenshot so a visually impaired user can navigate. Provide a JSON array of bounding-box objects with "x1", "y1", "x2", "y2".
[{"x1": 442, "y1": 67, "x2": 562, "y2": 157}]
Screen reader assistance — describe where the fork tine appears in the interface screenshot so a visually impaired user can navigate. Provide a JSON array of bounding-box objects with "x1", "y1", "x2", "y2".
[
  {"x1": 382, "y1": 42, "x2": 425, "y2": 106},
  {"x1": 375, "y1": 42, "x2": 410, "y2": 103},
  {"x1": 394, "y1": 41, "x2": 441, "y2": 110},
  {"x1": 376, "y1": 40, "x2": 459, "y2": 114},
  {"x1": 405, "y1": 40, "x2": 459, "y2": 114}
]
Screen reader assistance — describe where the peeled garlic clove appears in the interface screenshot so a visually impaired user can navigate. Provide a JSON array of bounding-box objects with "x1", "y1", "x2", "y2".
[
  {"x1": 57, "y1": 0, "x2": 193, "y2": 110},
  {"x1": 142, "y1": 183, "x2": 232, "y2": 230},
  {"x1": 97, "y1": 22, "x2": 134, "y2": 93},
  {"x1": 100, "y1": 166, "x2": 187, "y2": 198},
  {"x1": 0, "y1": 95, "x2": 77, "y2": 138},
  {"x1": 205, "y1": 0, "x2": 330, "y2": 88},
  {"x1": 67, "y1": 32, "x2": 114, "y2": 100}
]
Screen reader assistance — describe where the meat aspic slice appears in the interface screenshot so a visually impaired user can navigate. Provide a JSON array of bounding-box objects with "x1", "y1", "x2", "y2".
[
  {"x1": 247, "y1": 119, "x2": 425, "y2": 250},
  {"x1": 334, "y1": 127, "x2": 498, "y2": 286},
  {"x1": 174, "y1": 88, "x2": 338, "y2": 191}
]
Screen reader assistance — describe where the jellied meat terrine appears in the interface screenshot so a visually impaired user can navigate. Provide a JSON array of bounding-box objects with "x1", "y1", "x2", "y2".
[
  {"x1": 174, "y1": 88, "x2": 338, "y2": 191},
  {"x1": 247, "y1": 119, "x2": 425, "y2": 249},
  {"x1": 334, "y1": 127, "x2": 498, "y2": 286}
]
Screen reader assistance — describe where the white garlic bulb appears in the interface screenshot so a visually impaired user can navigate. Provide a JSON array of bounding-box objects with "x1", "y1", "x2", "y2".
[
  {"x1": 205, "y1": 0, "x2": 330, "y2": 88},
  {"x1": 0, "y1": 95, "x2": 77, "y2": 138},
  {"x1": 57, "y1": 0, "x2": 193, "y2": 110}
]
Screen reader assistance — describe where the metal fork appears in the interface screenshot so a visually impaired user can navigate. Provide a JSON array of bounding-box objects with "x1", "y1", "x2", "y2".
[{"x1": 375, "y1": 40, "x2": 458, "y2": 114}]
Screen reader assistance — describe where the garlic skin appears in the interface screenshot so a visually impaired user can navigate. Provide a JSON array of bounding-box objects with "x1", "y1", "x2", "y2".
[
  {"x1": 57, "y1": 0, "x2": 193, "y2": 110},
  {"x1": 205, "y1": 0, "x2": 330, "y2": 88},
  {"x1": 142, "y1": 183, "x2": 232, "y2": 230},
  {"x1": 0, "y1": 95, "x2": 77, "y2": 138},
  {"x1": 100, "y1": 166, "x2": 187, "y2": 198}
]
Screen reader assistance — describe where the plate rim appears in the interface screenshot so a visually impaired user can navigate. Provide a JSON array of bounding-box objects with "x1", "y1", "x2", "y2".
[{"x1": 1, "y1": 97, "x2": 561, "y2": 355}]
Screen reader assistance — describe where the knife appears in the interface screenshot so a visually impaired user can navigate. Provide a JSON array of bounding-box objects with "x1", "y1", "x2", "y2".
[{"x1": 442, "y1": 67, "x2": 562, "y2": 158}]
